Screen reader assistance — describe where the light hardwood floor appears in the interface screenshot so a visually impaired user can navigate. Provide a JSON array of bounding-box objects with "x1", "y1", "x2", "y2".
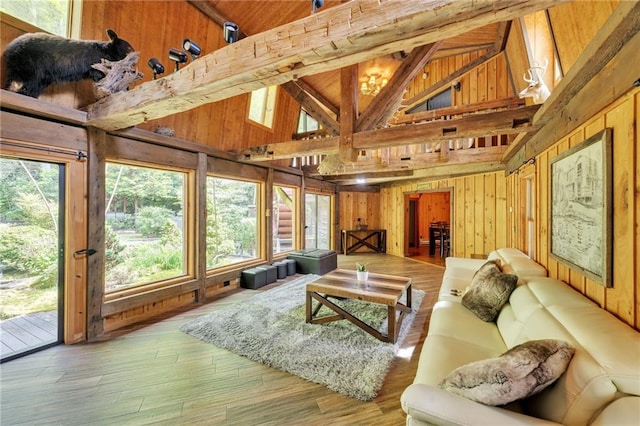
[{"x1": 0, "y1": 254, "x2": 444, "y2": 425}]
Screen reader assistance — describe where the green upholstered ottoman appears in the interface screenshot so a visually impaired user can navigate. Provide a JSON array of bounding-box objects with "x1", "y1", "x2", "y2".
[
  {"x1": 241, "y1": 268, "x2": 267, "y2": 289},
  {"x1": 283, "y1": 258, "x2": 297, "y2": 276},
  {"x1": 272, "y1": 261, "x2": 287, "y2": 279},
  {"x1": 287, "y1": 249, "x2": 337, "y2": 275},
  {"x1": 256, "y1": 265, "x2": 277, "y2": 284}
]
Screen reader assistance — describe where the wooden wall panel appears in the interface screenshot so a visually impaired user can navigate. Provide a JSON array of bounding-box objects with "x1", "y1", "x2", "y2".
[
  {"x1": 505, "y1": 18, "x2": 529, "y2": 98},
  {"x1": 80, "y1": 1, "x2": 300, "y2": 151},
  {"x1": 515, "y1": 88, "x2": 639, "y2": 329},
  {"x1": 377, "y1": 172, "x2": 506, "y2": 259},
  {"x1": 521, "y1": 11, "x2": 556, "y2": 88},
  {"x1": 373, "y1": 88, "x2": 639, "y2": 330},
  {"x1": 636, "y1": 92, "x2": 640, "y2": 330},
  {"x1": 548, "y1": 1, "x2": 619, "y2": 75},
  {"x1": 403, "y1": 49, "x2": 519, "y2": 105},
  {"x1": 1, "y1": 2, "x2": 300, "y2": 152},
  {"x1": 338, "y1": 191, "x2": 381, "y2": 232}
]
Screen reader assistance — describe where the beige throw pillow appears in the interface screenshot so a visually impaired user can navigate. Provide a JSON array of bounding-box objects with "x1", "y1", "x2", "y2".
[
  {"x1": 462, "y1": 261, "x2": 517, "y2": 321},
  {"x1": 439, "y1": 339, "x2": 575, "y2": 406}
]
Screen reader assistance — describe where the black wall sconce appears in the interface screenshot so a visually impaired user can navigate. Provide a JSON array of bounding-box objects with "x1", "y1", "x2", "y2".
[
  {"x1": 147, "y1": 57, "x2": 165, "y2": 80},
  {"x1": 182, "y1": 38, "x2": 202, "y2": 60},
  {"x1": 634, "y1": 77, "x2": 640, "y2": 87},
  {"x1": 223, "y1": 22, "x2": 239, "y2": 44},
  {"x1": 312, "y1": 0, "x2": 324, "y2": 13},
  {"x1": 169, "y1": 48, "x2": 188, "y2": 72},
  {"x1": 453, "y1": 81, "x2": 461, "y2": 92}
]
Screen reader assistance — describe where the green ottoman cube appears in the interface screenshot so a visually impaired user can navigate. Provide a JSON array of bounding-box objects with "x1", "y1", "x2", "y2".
[
  {"x1": 241, "y1": 268, "x2": 267, "y2": 289},
  {"x1": 256, "y1": 265, "x2": 277, "y2": 284},
  {"x1": 284, "y1": 258, "x2": 297, "y2": 276},
  {"x1": 272, "y1": 261, "x2": 287, "y2": 279},
  {"x1": 287, "y1": 249, "x2": 337, "y2": 275}
]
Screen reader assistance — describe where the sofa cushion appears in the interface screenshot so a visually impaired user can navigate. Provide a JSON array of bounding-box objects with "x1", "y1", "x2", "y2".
[
  {"x1": 497, "y1": 279, "x2": 623, "y2": 425},
  {"x1": 439, "y1": 339, "x2": 575, "y2": 406},
  {"x1": 462, "y1": 265, "x2": 518, "y2": 322},
  {"x1": 488, "y1": 248, "x2": 547, "y2": 277}
]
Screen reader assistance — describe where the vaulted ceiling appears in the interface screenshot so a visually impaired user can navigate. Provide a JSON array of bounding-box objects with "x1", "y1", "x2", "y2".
[{"x1": 84, "y1": 0, "x2": 638, "y2": 186}]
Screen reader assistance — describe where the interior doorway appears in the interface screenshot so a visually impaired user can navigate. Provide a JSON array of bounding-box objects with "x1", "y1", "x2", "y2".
[{"x1": 404, "y1": 189, "x2": 453, "y2": 266}]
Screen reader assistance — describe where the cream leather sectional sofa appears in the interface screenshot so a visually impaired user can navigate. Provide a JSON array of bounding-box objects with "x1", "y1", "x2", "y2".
[{"x1": 401, "y1": 248, "x2": 640, "y2": 425}]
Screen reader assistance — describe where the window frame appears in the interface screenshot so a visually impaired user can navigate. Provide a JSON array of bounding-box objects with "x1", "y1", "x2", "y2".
[
  {"x1": 247, "y1": 86, "x2": 278, "y2": 129},
  {"x1": 297, "y1": 108, "x2": 320, "y2": 133},
  {"x1": 204, "y1": 173, "x2": 264, "y2": 273},
  {"x1": 304, "y1": 191, "x2": 333, "y2": 250},
  {"x1": 272, "y1": 184, "x2": 298, "y2": 255},
  {"x1": 0, "y1": 0, "x2": 81, "y2": 37},
  {"x1": 103, "y1": 159, "x2": 196, "y2": 300}
]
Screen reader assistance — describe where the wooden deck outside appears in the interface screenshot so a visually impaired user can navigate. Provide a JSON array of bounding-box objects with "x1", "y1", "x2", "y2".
[
  {"x1": 0, "y1": 311, "x2": 59, "y2": 361},
  {"x1": 0, "y1": 254, "x2": 444, "y2": 424}
]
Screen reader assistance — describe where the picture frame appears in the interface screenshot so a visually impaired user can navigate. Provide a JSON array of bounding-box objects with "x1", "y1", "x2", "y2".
[{"x1": 549, "y1": 128, "x2": 612, "y2": 287}]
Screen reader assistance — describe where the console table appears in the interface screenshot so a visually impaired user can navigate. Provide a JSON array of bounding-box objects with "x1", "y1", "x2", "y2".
[{"x1": 341, "y1": 229, "x2": 387, "y2": 255}]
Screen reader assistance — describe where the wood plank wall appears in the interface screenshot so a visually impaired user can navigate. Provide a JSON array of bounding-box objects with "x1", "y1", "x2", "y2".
[
  {"x1": 378, "y1": 174, "x2": 508, "y2": 259},
  {"x1": 513, "y1": 88, "x2": 639, "y2": 329},
  {"x1": 367, "y1": 89, "x2": 640, "y2": 330},
  {"x1": 548, "y1": 0, "x2": 619, "y2": 74},
  {"x1": 0, "y1": 2, "x2": 301, "y2": 161},
  {"x1": 403, "y1": 50, "x2": 515, "y2": 108},
  {"x1": 338, "y1": 190, "x2": 381, "y2": 232},
  {"x1": 81, "y1": 1, "x2": 301, "y2": 156}
]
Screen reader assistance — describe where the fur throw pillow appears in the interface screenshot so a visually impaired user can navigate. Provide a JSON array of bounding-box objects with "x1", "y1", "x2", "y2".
[
  {"x1": 462, "y1": 261, "x2": 517, "y2": 322},
  {"x1": 439, "y1": 339, "x2": 575, "y2": 406}
]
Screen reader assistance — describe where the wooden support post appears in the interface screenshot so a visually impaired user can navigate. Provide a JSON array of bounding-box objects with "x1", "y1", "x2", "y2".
[
  {"x1": 265, "y1": 169, "x2": 274, "y2": 263},
  {"x1": 86, "y1": 127, "x2": 106, "y2": 341},
  {"x1": 339, "y1": 65, "x2": 358, "y2": 163},
  {"x1": 196, "y1": 153, "x2": 207, "y2": 302}
]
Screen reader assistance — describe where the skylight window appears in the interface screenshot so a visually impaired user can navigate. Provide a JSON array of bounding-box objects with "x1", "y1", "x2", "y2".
[{"x1": 248, "y1": 86, "x2": 277, "y2": 128}]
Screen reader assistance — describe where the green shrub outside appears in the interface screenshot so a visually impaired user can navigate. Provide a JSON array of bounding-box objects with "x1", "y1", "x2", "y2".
[
  {"x1": 0, "y1": 224, "x2": 56, "y2": 274},
  {"x1": 136, "y1": 206, "x2": 174, "y2": 237}
]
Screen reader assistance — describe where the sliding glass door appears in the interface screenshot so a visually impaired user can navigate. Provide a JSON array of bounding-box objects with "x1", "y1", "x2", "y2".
[
  {"x1": 305, "y1": 193, "x2": 332, "y2": 249},
  {"x1": 0, "y1": 157, "x2": 64, "y2": 362}
]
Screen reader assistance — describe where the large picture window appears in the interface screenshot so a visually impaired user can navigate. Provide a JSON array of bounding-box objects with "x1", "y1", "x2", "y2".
[
  {"x1": 273, "y1": 185, "x2": 296, "y2": 254},
  {"x1": 104, "y1": 163, "x2": 187, "y2": 292},
  {"x1": 206, "y1": 177, "x2": 260, "y2": 269}
]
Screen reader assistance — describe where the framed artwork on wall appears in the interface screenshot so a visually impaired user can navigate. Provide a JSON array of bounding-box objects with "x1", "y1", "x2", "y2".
[{"x1": 549, "y1": 128, "x2": 613, "y2": 287}]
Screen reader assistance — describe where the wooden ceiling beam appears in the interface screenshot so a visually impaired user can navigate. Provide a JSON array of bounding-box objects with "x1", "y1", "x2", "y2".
[
  {"x1": 305, "y1": 145, "x2": 507, "y2": 177},
  {"x1": 325, "y1": 159, "x2": 505, "y2": 185},
  {"x1": 240, "y1": 105, "x2": 538, "y2": 161},
  {"x1": 504, "y1": 0, "x2": 640, "y2": 171},
  {"x1": 390, "y1": 97, "x2": 524, "y2": 125},
  {"x1": 188, "y1": 0, "x2": 339, "y2": 134},
  {"x1": 307, "y1": 169, "x2": 415, "y2": 181},
  {"x1": 86, "y1": 0, "x2": 567, "y2": 131},
  {"x1": 355, "y1": 41, "x2": 443, "y2": 132},
  {"x1": 293, "y1": 78, "x2": 339, "y2": 117},
  {"x1": 339, "y1": 66, "x2": 359, "y2": 162},
  {"x1": 493, "y1": 20, "x2": 511, "y2": 52},
  {"x1": 281, "y1": 81, "x2": 339, "y2": 135},
  {"x1": 357, "y1": 104, "x2": 539, "y2": 150}
]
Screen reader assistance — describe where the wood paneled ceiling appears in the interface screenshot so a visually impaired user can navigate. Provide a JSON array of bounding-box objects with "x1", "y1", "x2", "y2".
[
  {"x1": 208, "y1": 0, "x2": 503, "y2": 116},
  {"x1": 80, "y1": 1, "x2": 637, "y2": 186}
]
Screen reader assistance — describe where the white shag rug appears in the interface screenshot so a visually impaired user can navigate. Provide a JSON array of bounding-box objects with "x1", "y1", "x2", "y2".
[{"x1": 180, "y1": 274, "x2": 424, "y2": 401}]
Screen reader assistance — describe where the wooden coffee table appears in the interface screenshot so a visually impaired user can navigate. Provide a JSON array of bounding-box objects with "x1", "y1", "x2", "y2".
[{"x1": 305, "y1": 269, "x2": 412, "y2": 343}]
